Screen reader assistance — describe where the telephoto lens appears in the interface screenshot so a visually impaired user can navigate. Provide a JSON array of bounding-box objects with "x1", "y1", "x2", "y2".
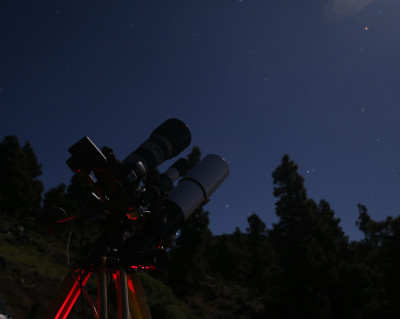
[{"x1": 123, "y1": 119, "x2": 191, "y2": 181}]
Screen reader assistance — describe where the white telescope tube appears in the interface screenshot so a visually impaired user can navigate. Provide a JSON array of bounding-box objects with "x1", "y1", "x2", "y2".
[{"x1": 166, "y1": 154, "x2": 229, "y2": 219}]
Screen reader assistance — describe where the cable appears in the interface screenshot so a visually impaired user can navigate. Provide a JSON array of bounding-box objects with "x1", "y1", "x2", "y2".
[
  {"x1": 66, "y1": 231, "x2": 72, "y2": 265},
  {"x1": 78, "y1": 218, "x2": 87, "y2": 319}
]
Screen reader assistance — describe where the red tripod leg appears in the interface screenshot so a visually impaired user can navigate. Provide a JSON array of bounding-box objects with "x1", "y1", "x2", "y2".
[
  {"x1": 112, "y1": 270, "x2": 152, "y2": 319},
  {"x1": 45, "y1": 269, "x2": 92, "y2": 319},
  {"x1": 127, "y1": 272, "x2": 152, "y2": 319},
  {"x1": 112, "y1": 269, "x2": 130, "y2": 319}
]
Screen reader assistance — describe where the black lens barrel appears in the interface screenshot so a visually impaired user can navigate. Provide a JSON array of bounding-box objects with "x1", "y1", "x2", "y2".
[
  {"x1": 151, "y1": 118, "x2": 192, "y2": 157},
  {"x1": 123, "y1": 119, "x2": 191, "y2": 179}
]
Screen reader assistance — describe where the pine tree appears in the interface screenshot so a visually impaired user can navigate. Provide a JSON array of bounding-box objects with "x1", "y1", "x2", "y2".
[
  {"x1": 245, "y1": 213, "x2": 275, "y2": 292},
  {"x1": 186, "y1": 146, "x2": 201, "y2": 170},
  {"x1": 42, "y1": 173, "x2": 93, "y2": 215},
  {"x1": 381, "y1": 215, "x2": 400, "y2": 316},
  {"x1": 168, "y1": 207, "x2": 213, "y2": 294},
  {"x1": 269, "y1": 154, "x2": 348, "y2": 318},
  {"x1": 0, "y1": 136, "x2": 43, "y2": 218},
  {"x1": 66, "y1": 173, "x2": 93, "y2": 212},
  {"x1": 246, "y1": 213, "x2": 267, "y2": 238},
  {"x1": 355, "y1": 205, "x2": 400, "y2": 318},
  {"x1": 43, "y1": 183, "x2": 69, "y2": 210}
]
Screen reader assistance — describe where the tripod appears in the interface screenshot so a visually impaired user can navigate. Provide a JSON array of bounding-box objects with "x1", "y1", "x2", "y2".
[{"x1": 45, "y1": 257, "x2": 152, "y2": 319}]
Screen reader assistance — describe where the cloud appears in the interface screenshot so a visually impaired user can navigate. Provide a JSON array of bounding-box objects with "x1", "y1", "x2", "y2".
[{"x1": 323, "y1": 0, "x2": 375, "y2": 22}]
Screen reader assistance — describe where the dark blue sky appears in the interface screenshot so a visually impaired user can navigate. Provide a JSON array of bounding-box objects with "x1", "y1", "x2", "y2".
[{"x1": 1, "y1": 0, "x2": 400, "y2": 239}]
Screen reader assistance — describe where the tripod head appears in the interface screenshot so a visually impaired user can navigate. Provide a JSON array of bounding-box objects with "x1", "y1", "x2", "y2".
[{"x1": 54, "y1": 119, "x2": 229, "y2": 271}]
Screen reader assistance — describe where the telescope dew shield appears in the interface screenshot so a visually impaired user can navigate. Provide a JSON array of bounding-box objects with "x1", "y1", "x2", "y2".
[
  {"x1": 123, "y1": 119, "x2": 191, "y2": 179},
  {"x1": 166, "y1": 154, "x2": 229, "y2": 220}
]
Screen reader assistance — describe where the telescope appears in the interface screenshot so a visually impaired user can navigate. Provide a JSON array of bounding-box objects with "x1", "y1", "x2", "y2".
[
  {"x1": 44, "y1": 118, "x2": 228, "y2": 319},
  {"x1": 60, "y1": 118, "x2": 229, "y2": 270}
]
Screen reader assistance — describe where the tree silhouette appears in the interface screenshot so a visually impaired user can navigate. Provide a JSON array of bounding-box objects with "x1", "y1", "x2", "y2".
[
  {"x1": 42, "y1": 173, "x2": 93, "y2": 222},
  {"x1": 0, "y1": 136, "x2": 43, "y2": 218},
  {"x1": 355, "y1": 204, "x2": 400, "y2": 317},
  {"x1": 245, "y1": 213, "x2": 274, "y2": 291},
  {"x1": 42, "y1": 183, "x2": 69, "y2": 211},
  {"x1": 269, "y1": 154, "x2": 349, "y2": 318}
]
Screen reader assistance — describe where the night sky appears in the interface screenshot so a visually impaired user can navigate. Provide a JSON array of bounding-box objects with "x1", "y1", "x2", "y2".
[{"x1": 1, "y1": 0, "x2": 400, "y2": 240}]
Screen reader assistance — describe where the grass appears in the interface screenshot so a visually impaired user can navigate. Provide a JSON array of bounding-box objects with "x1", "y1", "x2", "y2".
[{"x1": 0, "y1": 219, "x2": 68, "y2": 279}]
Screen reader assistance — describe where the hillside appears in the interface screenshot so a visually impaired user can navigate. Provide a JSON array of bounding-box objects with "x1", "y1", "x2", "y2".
[{"x1": 0, "y1": 215, "x2": 263, "y2": 319}]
